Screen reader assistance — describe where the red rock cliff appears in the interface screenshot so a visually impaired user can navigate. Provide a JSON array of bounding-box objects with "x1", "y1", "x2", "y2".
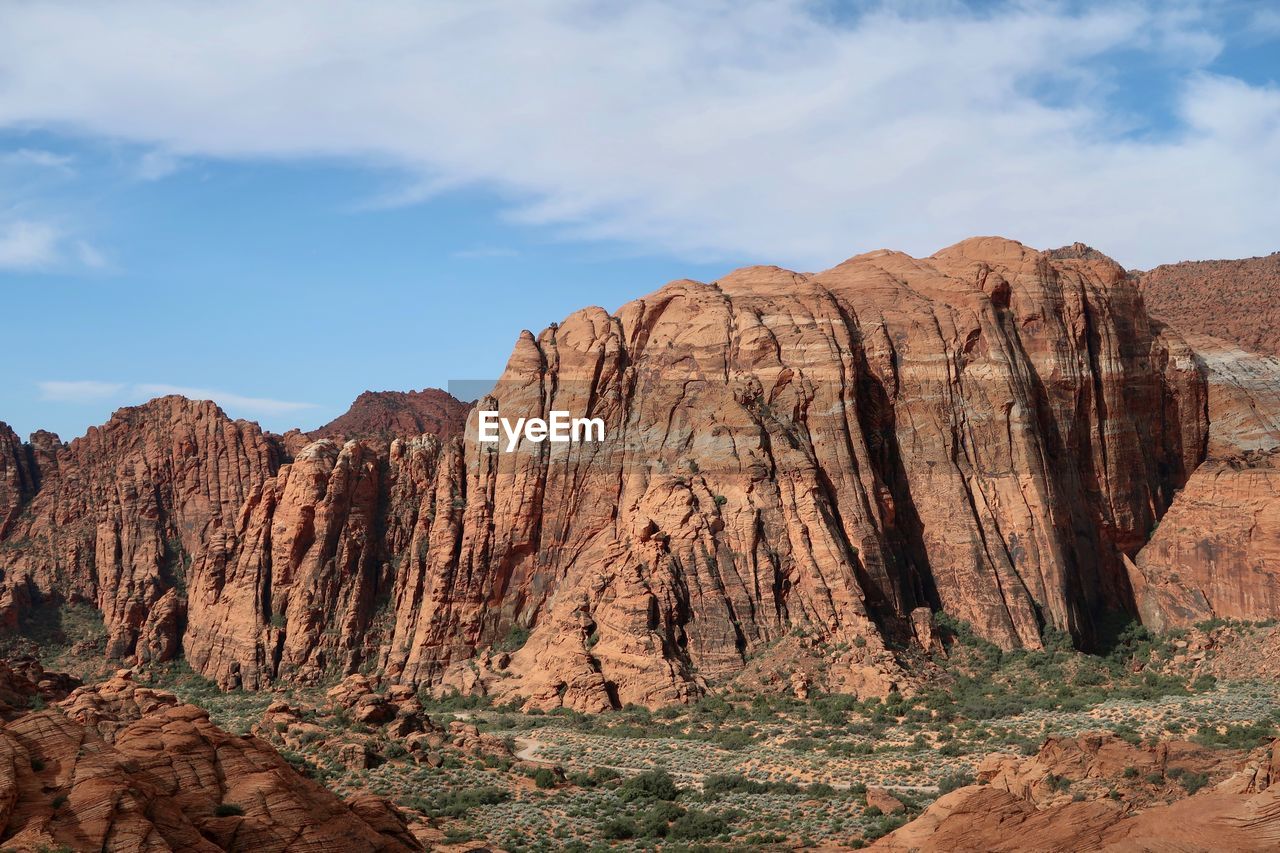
[{"x1": 5, "y1": 238, "x2": 1272, "y2": 711}]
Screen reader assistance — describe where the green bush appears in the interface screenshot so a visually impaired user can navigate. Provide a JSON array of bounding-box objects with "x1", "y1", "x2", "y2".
[
  {"x1": 619, "y1": 769, "x2": 680, "y2": 801},
  {"x1": 937, "y1": 772, "x2": 974, "y2": 794},
  {"x1": 668, "y1": 808, "x2": 728, "y2": 840},
  {"x1": 1180, "y1": 772, "x2": 1210, "y2": 794},
  {"x1": 599, "y1": 816, "x2": 637, "y2": 840},
  {"x1": 214, "y1": 803, "x2": 245, "y2": 817}
]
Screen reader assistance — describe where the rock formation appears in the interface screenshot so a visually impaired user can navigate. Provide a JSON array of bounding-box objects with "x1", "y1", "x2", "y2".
[
  {"x1": 4, "y1": 237, "x2": 1279, "y2": 711},
  {"x1": 871, "y1": 733, "x2": 1280, "y2": 851},
  {"x1": 1126, "y1": 335, "x2": 1280, "y2": 630},
  {"x1": 311, "y1": 389, "x2": 470, "y2": 442},
  {"x1": 1139, "y1": 252, "x2": 1280, "y2": 358},
  {"x1": 0, "y1": 666, "x2": 419, "y2": 851},
  {"x1": 385, "y1": 237, "x2": 1208, "y2": 710},
  {"x1": 0, "y1": 397, "x2": 279, "y2": 658}
]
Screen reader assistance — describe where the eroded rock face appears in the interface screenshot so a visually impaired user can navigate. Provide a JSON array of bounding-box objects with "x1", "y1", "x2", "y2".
[
  {"x1": 0, "y1": 423, "x2": 38, "y2": 540},
  {"x1": 871, "y1": 734, "x2": 1280, "y2": 852},
  {"x1": 0, "y1": 397, "x2": 279, "y2": 660},
  {"x1": 379, "y1": 237, "x2": 1206, "y2": 709},
  {"x1": 2, "y1": 237, "x2": 1271, "y2": 711},
  {"x1": 1127, "y1": 336, "x2": 1280, "y2": 631},
  {"x1": 183, "y1": 435, "x2": 462, "y2": 689},
  {"x1": 0, "y1": 666, "x2": 418, "y2": 852}
]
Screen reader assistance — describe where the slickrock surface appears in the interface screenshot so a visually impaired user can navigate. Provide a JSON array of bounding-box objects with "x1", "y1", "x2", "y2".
[
  {"x1": 1139, "y1": 252, "x2": 1280, "y2": 358},
  {"x1": 871, "y1": 733, "x2": 1280, "y2": 852},
  {"x1": 1127, "y1": 335, "x2": 1280, "y2": 630},
  {"x1": 0, "y1": 668, "x2": 419, "y2": 852},
  {"x1": 3, "y1": 237, "x2": 1276, "y2": 711},
  {"x1": 311, "y1": 389, "x2": 470, "y2": 441}
]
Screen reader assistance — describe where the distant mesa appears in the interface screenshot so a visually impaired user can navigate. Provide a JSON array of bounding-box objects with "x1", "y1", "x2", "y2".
[
  {"x1": 1138, "y1": 251, "x2": 1280, "y2": 359},
  {"x1": 310, "y1": 388, "x2": 471, "y2": 442}
]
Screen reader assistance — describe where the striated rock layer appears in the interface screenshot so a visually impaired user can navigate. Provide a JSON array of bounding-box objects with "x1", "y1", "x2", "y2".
[
  {"x1": 0, "y1": 666, "x2": 417, "y2": 851},
  {"x1": 1127, "y1": 335, "x2": 1280, "y2": 631},
  {"x1": 871, "y1": 733, "x2": 1280, "y2": 852},
  {"x1": 4, "y1": 237, "x2": 1274, "y2": 710},
  {"x1": 378, "y1": 237, "x2": 1209, "y2": 709}
]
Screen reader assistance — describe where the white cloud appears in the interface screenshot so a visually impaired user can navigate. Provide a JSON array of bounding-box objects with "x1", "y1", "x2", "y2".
[
  {"x1": 0, "y1": 1, "x2": 1275, "y2": 268},
  {"x1": 135, "y1": 149, "x2": 181, "y2": 181},
  {"x1": 0, "y1": 148, "x2": 75, "y2": 173},
  {"x1": 133, "y1": 384, "x2": 316, "y2": 416},
  {"x1": 37, "y1": 380, "x2": 125, "y2": 402},
  {"x1": 0, "y1": 220, "x2": 61, "y2": 269},
  {"x1": 0, "y1": 219, "x2": 112, "y2": 272},
  {"x1": 37, "y1": 380, "x2": 316, "y2": 418},
  {"x1": 73, "y1": 240, "x2": 108, "y2": 269}
]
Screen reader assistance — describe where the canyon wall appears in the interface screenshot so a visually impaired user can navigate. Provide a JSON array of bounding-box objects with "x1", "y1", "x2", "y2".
[
  {"x1": 2, "y1": 237, "x2": 1272, "y2": 710},
  {"x1": 1127, "y1": 335, "x2": 1280, "y2": 631}
]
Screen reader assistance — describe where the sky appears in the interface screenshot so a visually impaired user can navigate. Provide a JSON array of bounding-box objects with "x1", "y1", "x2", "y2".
[{"x1": 1, "y1": 0, "x2": 1278, "y2": 440}]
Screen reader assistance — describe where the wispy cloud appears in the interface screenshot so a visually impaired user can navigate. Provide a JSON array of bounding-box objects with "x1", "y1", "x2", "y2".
[
  {"x1": 452, "y1": 245, "x2": 519, "y2": 260},
  {"x1": 0, "y1": 148, "x2": 75, "y2": 173},
  {"x1": 37, "y1": 380, "x2": 126, "y2": 402},
  {"x1": 135, "y1": 149, "x2": 181, "y2": 181},
  {"x1": 133, "y1": 383, "x2": 317, "y2": 415},
  {"x1": 0, "y1": 220, "x2": 61, "y2": 270},
  {"x1": 0, "y1": 2, "x2": 1276, "y2": 267},
  {"x1": 37, "y1": 380, "x2": 316, "y2": 417},
  {"x1": 0, "y1": 219, "x2": 110, "y2": 273}
]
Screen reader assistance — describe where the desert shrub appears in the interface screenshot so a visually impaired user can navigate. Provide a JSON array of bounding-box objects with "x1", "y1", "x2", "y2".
[
  {"x1": 599, "y1": 816, "x2": 637, "y2": 840},
  {"x1": 639, "y1": 800, "x2": 686, "y2": 837},
  {"x1": 1180, "y1": 772, "x2": 1210, "y2": 794},
  {"x1": 420, "y1": 786, "x2": 509, "y2": 818},
  {"x1": 214, "y1": 803, "x2": 245, "y2": 817},
  {"x1": 619, "y1": 769, "x2": 680, "y2": 802},
  {"x1": 937, "y1": 772, "x2": 974, "y2": 794},
  {"x1": 668, "y1": 808, "x2": 727, "y2": 840},
  {"x1": 495, "y1": 624, "x2": 530, "y2": 652},
  {"x1": 1193, "y1": 720, "x2": 1277, "y2": 749}
]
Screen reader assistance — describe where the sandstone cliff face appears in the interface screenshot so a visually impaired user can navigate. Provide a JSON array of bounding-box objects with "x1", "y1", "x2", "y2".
[
  {"x1": 0, "y1": 423, "x2": 38, "y2": 541},
  {"x1": 0, "y1": 397, "x2": 279, "y2": 659},
  {"x1": 311, "y1": 389, "x2": 470, "y2": 442},
  {"x1": 1, "y1": 237, "x2": 1269, "y2": 711},
  {"x1": 0, "y1": 668, "x2": 418, "y2": 851},
  {"x1": 378, "y1": 237, "x2": 1206, "y2": 709},
  {"x1": 1127, "y1": 336, "x2": 1280, "y2": 631},
  {"x1": 1140, "y1": 252, "x2": 1280, "y2": 358},
  {"x1": 184, "y1": 435, "x2": 464, "y2": 690}
]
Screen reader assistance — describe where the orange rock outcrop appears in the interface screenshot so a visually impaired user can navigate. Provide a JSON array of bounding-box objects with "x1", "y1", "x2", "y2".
[
  {"x1": 3, "y1": 237, "x2": 1277, "y2": 710},
  {"x1": 0, "y1": 667, "x2": 418, "y2": 851},
  {"x1": 872, "y1": 733, "x2": 1280, "y2": 852}
]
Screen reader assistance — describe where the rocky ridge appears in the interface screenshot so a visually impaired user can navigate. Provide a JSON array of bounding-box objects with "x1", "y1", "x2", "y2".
[
  {"x1": 309, "y1": 389, "x2": 470, "y2": 443},
  {"x1": 0, "y1": 237, "x2": 1276, "y2": 713},
  {"x1": 1139, "y1": 252, "x2": 1280, "y2": 359}
]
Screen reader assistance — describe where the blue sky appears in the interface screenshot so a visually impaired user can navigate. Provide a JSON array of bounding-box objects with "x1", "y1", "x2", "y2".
[{"x1": 1, "y1": 0, "x2": 1277, "y2": 440}]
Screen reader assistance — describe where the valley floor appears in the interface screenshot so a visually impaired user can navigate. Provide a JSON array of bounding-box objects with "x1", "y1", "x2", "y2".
[{"x1": 10, "y1": 608, "x2": 1280, "y2": 851}]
